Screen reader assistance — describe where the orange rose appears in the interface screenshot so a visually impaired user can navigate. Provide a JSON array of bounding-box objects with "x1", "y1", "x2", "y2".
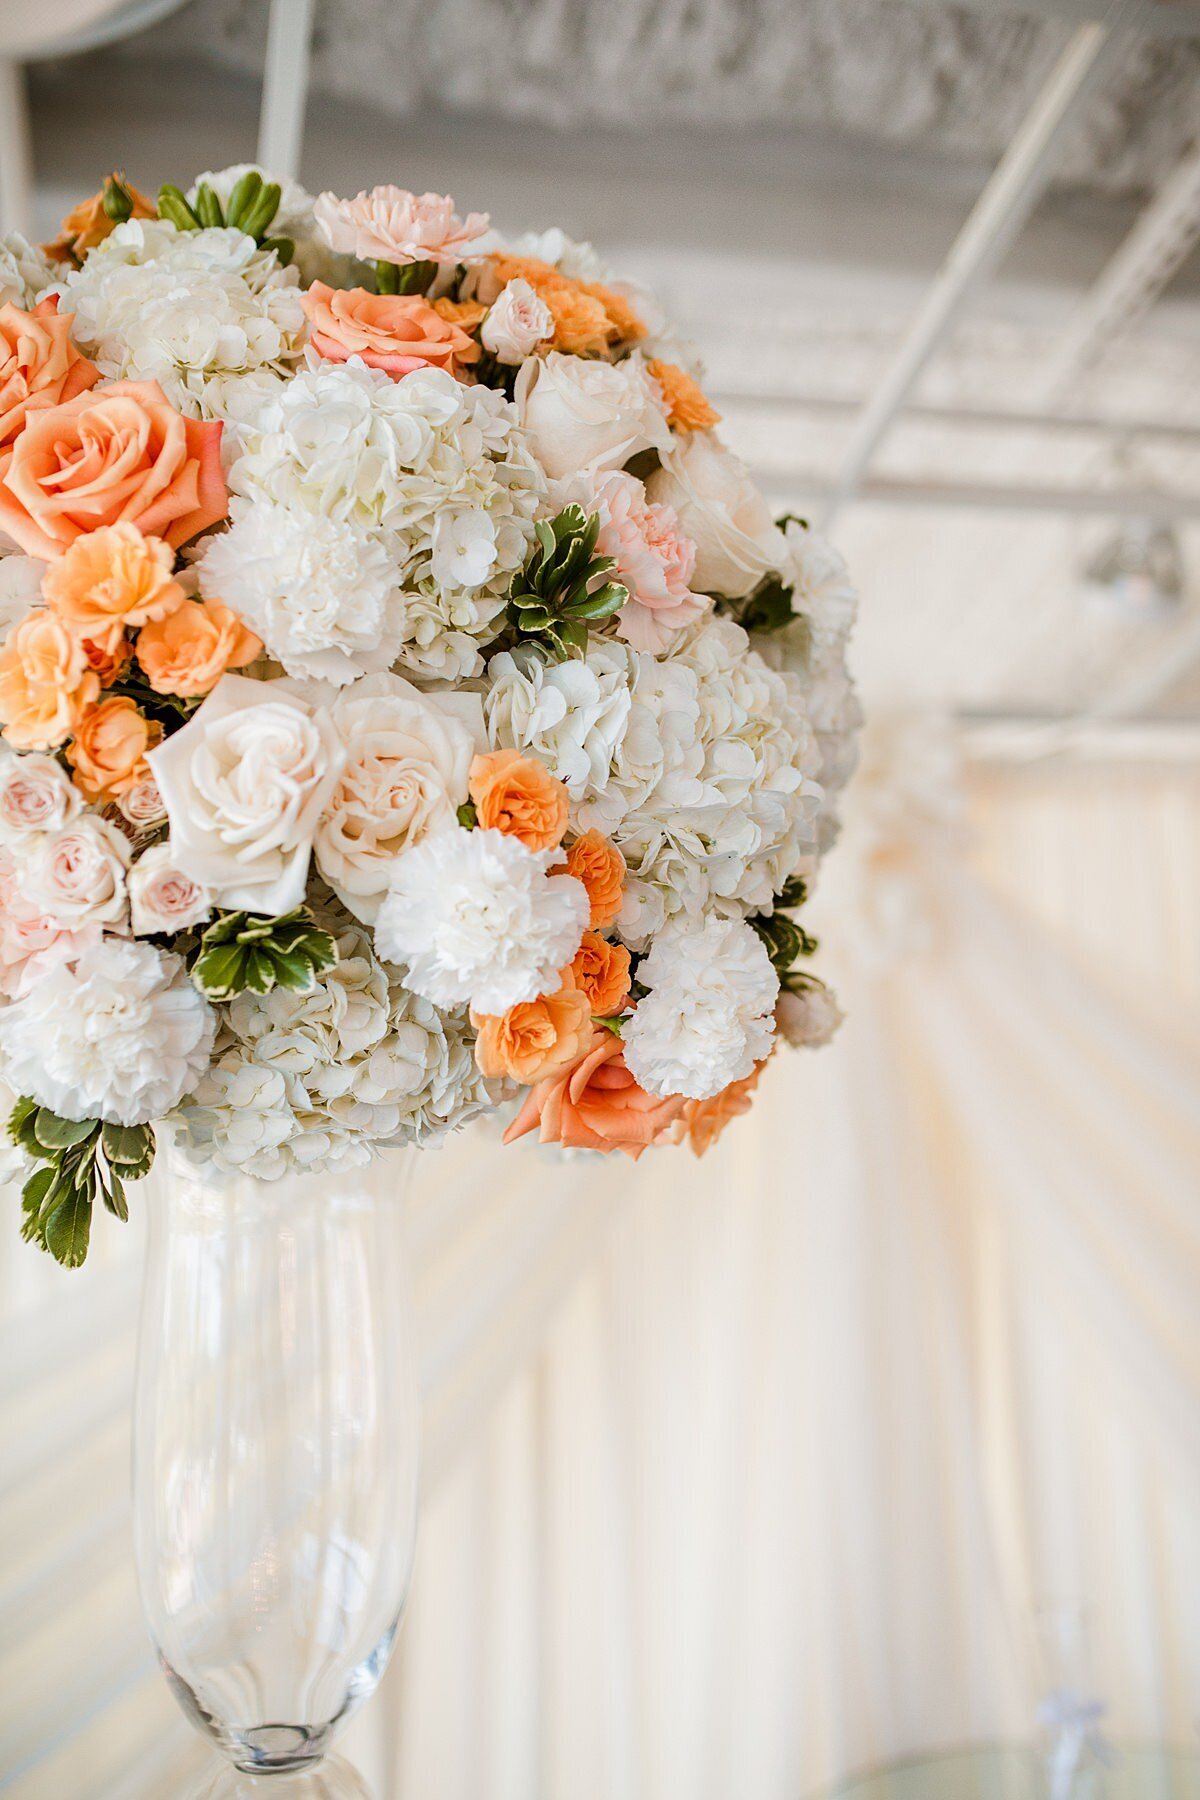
[
  {"x1": 136, "y1": 596, "x2": 262, "y2": 697},
  {"x1": 569, "y1": 931, "x2": 631, "y2": 1016},
  {"x1": 469, "y1": 749, "x2": 569, "y2": 852},
  {"x1": 503, "y1": 1027, "x2": 683, "y2": 1160},
  {"x1": 647, "y1": 359, "x2": 721, "y2": 433},
  {"x1": 472, "y1": 969, "x2": 594, "y2": 1085},
  {"x1": 673, "y1": 1057, "x2": 769, "y2": 1157},
  {"x1": 66, "y1": 696, "x2": 162, "y2": 801},
  {"x1": 557, "y1": 829, "x2": 625, "y2": 927},
  {"x1": 0, "y1": 610, "x2": 100, "y2": 750},
  {"x1": 302, "y1": 283, "x2": 480, "y2": 379},
  {"x1": 44, "y1": 173, "x2": 156, "y2": 264},
  {"x1": 42, "y1": 524, "x2": 185, "y2": 648},
  {"x1": 0, "y1": 379, "x2": 227, "y2": 561},
  {"x1": 0, "y1": 297, "x2": 99, "y2": 447}
]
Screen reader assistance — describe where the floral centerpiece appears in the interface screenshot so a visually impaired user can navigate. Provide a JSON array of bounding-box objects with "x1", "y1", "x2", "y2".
[{"x1": 0, "y1": 170, "x2": 859, "y2": 1266}]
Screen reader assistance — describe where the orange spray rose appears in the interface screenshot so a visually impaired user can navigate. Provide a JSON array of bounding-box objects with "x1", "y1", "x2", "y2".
[
  {"x1": 67, "y1": 696, "x2": 162, "y2": 801},
  {"x1": 503, "y1": 1028, "x2": 683, "y2": 1159},
  {"x1": 472, "y1": 970, "x2": 594, "y2": 1086},
  {"x1": 0, "y1": 297, "x2": 99, "y2": 447},
  {"x1": 469, "y1": 749, "x2": 569, "y2": 852},
  {"x1": 136, "y1": 597, "x2": 262, "y2": 697},
  {"x1": 569, "y1": 932, "x2": 631, "y2": 1016},
  {"x1": 0, "y1": 611, "x2": 100, "y2": 750},
  {"x1": 557, "y1": 829, "x2": 625, "y2": 927}
]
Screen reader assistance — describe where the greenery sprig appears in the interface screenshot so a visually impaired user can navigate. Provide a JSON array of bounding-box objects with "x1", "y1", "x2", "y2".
[
  {"x1": 10, "y1": 1099, "x2": 154, "y2": 1269},
  {"x1": 747, "y1": 874, "x2": 817, "y2": 979},
  {"x1": 191, "y1": 908, "x2": 338, "y2": 1002},
  {"x1": 506, "y1": 506, "x2": 628, "y2": 660},
  {"x1": 376, "y1": 258, "x2": 436, "y2": 296},
  {"x1": 157, "y1": 173, "x2": 292, "y2": 262},
  {"x1": 719, "y1": 513, "x2": 808, "y2": 635}
]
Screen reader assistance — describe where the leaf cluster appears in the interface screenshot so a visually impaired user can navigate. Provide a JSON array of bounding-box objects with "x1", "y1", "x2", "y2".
[
  {"x1": 192, "y1": 909, "x2": 338, "y2": 1002},
  {"x1": 157, "y1": 173, "x2": 292, "y2": 261},
  {"x1": 10, "y1": 1099, "x2": 154, "y2": 1269},
  {"x1": 506, "y1": 507, "x2": 628, "y2": 660},
  {"x1": 748, "y1": 875, "x2": 817, "y2": 978}
]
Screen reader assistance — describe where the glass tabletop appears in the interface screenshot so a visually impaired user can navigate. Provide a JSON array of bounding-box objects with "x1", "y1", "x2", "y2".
[{"x1": 810, "y1": 1745, "x2": 1200, "y2": 1799}]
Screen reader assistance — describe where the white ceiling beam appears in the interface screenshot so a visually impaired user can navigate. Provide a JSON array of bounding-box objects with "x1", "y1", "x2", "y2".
[
  {"x1": 898, "y1": 0, "x2": 1200, "y2": 35},
  {"x1": 818, "y1": 3, "x2": 1151, "y2": 531}
]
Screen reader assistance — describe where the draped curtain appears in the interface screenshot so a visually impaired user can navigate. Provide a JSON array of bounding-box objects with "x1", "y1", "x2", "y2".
[{"x1": 1, "y1": 745, "x2": 1197, "y2": 1798}]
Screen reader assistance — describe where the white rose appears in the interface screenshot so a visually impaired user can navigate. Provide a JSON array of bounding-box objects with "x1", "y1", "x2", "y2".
[
  {"x1": 514, "y1": 351, "x2": 669, "y2": 480},
  {"x1": 646, "y1": 434, "x2": 786, "y2": 599},
  {"x1": 481, "y1": 279, "x2": 553, "y2": 364},
  {"x1": 149, "y1": 673, "x2": 345, "y2": 915},
  {"x1": 775, "y1": 981, "x2": 843, "y2": 1049},
  {"x1": 129, "y1": 843, "x2": 213, "y2": 937},
  {"x1": 20, "y1": 816, "x2": 130, "y2": 929},
  {"x1": 0, "y1": 751, "x2": 82, "y2": 841},
  {"x1": 315, "y1": 674, "x2": 484, "y2": 924}
]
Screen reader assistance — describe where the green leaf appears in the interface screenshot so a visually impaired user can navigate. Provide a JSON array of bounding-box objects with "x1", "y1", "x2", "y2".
[
  {"x1": 505, "y1": 507, "x2": 629, "y2": 659},
  {"x1": 33, "y1": 1109, "x2": 98, "y2": 1152},
  {"x1": 456, "y1": 802, "x2": 478, "y2": 829},
  {"x1": 157, "y1": 185, "x2": 200, "y2": 232},
  {"x1": 224, "y1": 169, "x2": 263, "y2": 230},
  {"x1": 737, "y1": 574, "x2": 795, "y2": 635},
  {"x1": 101, "y1": 1122, "x2": 152, "y2": 1168},
  {"x1": 192, "y1": 909, "x2": 338, "y2": 1002},
  {"x1": 259, "y1": 235, "x2": 294, "y2": 266},
  {"x1": 776, "y1": 875, "x2": 809, "y2": 911},
  {"x1": 21, "y1": 1164, "x2": 55, "y2": 1216},
  {"x1": 101, "y1": 1169, "x2": 128, "y2": 1222},
  {"x1": 193, "y1": 182, "x2": 225, "y2": 228},
  {"x1": 44, "y1": 1186, "x2": 92, "y2": 1269},
  {"x1": 241, "y1": 182, "x2": 282, "y2": 241},
  {"x1": 594, "y1": 1015, "x2": 625, "y2": 1037}
]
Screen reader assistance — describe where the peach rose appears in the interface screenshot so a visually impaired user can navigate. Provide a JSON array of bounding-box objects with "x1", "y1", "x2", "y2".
[
  {"x1": 503, "y1": 1027, "x2": 683, "y2": 1159},
  {"x1": 647, "y1": 360, "x2": 721, "y2": 433},
  {"x1": 44, "y1": 174, "x2": 156, "y2": 264},
  {"x1": 42, "y1": 524, "x2": 185, "y2": 648},
  {"x1": 135, "y1": 595, "x2": 260, "y2": 697},
  {"x1": 569, "y1": 930, "x2": 631, "y2": 1017},
  {"x1": 0, "y1": 297, "x2": 99, "y2": 447},
  {"x1": 673, "y1": 1057, "x2": 769, "y2": 1157},
  {"x1": 472, "y1": 968, "x2": 594, "y2": 1086},
  {"x1": 301, "y1": 283, "x2": 480, "y2": 380},
  {"x1": 0, "y1": 610, "x2": 100, "y2": 750},
  {"x1": 0, "y1": 380, "x2": 227, "y2": 561},
  {"x1": 556, "y1": 828, "x2": 625, "y2": 927},
  {"x1": 66, "y1": 696, "x2": 162, "y2": 801},
  {"x1": 469, "y1": 749, "x2": 569, "y2": 853}
]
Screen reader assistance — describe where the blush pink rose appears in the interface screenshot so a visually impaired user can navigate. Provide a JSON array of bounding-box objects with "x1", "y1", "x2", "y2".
[
  {"x1": 0, "y1": 847, "x2": 99, "y2": 998},
  {"x1": 301, "y1": 283, "x2": 479, "y2": 379},
  {"x1": 0, "y1": 296, "x2": 100, "y2": 449},
  {"x1": 313, "y1": 186, "x2": 496, "y2": 267},
  {"x1": 584, "y1": 470, "x2": 709, "y2": 652},
  {"x1": 0, "y1": 379, "x2": 227, "y2": 560}
]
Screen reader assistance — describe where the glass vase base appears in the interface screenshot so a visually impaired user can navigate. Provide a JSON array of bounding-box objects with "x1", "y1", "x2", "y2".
[{"x1": 182, "y1": 1752, "x2": 376, "y2": 1799}]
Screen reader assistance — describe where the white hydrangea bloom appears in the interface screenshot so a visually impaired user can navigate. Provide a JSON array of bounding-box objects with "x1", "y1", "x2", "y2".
[
  {"x1": 376, "y1": 825, "x2": 589, "y2": 1014},
  {"x1": 0, "y1": 938, "x2": 215, "y2": 1125},
  {"x1": 781, "y1": 520, "x2": 859, "y2": 666},
  {"x1": 622, "y1": 915, "x2": 777, "y2": 1101},
  {"x1": 227, "y1": 362, "x2": 544, "y2": 680},
  {"x1": 173, "y1": 924, "x2": 499, "y2": 1178},
  {"x1": 52, "y1": 218, "x2": 306, "y2": 420},
  {"x1": 484, "y1": 640, "x2": 633, "y2": 800},
  {"x1": 0, "y1": 233, "x2": 55, "y2": 309}
]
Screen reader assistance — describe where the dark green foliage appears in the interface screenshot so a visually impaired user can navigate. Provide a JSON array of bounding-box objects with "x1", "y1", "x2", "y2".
[
  {"x1": 506, "y1": 507, "x2": 628, "y2": 660},
  {"x1": 192, "y1": 909, "x2": 338, "y2": 1002},
  {"x1": 9, "y1": 1099, "x2": 155, "y2": 1269}
]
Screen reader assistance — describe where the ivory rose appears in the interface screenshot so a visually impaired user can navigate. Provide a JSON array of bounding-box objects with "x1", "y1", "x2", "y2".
[
  {"x1": 557, "y1": 829, "x2": 625, "y2": 928},
  {"x1": 19, "y1": 814, "x2": 130, "y2": 928},
  {"x1": 315, "y1": 674, "x2": 483, "y2": 924},
  {"x1": 313, "y1": 187, "x2": 496, "y2": 267},
  {"x1": 469, "y1": 748, "x2": 569, "y2": 853},
  {"x1": 580, "y1": 469, "x2": 707, "y2": 652},
  {"x1": 0, "y1": 380, "x2": 227, "y2": 561},
  {"x1": 0, "y1": 610, "x2": 100, "y2": 750},
  {"x1": 116, "y1": 766, "x2": 167, "y2": 831},
  {"x1": 503, "y1": 1028, "x2": 683, "y2": 1159},
  {"x1": 66, "y1": 696, "x2": 162, "y2": 802},
  {"x1": 0, "y1": 749, "x2": 81, "y2": 841},
  {"x1": 301, "y1": 283, "x2": 479, "y2": 379},
  {"x1": 481, "y1": 279, "x2": 553, "y2": 364},
  {"x1": 135, "y1": 596, "x2": 262, "y2": 697},
  {"x1": 514, "y1": 352, "x2": 669, "y2": 480},
  {"x1": 148, "y1": 673, "x2": 345, "y2": 914},
  {"x1": 568, "y1": 930, "x2": 631, "y2": 1016},
  {"x1": 128, "y1": 842, "x2": 212, "y2": 937},
  {"x1": 646, "y1": 433, "x2": 787, "y2": 600},
  {"x1": 472, "y1": 969, "x2": 593, "y2": 1085},
  {"x1": 41, "y1": 524, "x2": 185, "y2": 647},
  {"x1": 0, "y1": 297, "x2": 99, "y2": 447}
]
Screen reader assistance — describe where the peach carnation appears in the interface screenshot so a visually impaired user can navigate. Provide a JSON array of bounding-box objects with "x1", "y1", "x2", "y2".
[
  {"x1": 313, "y1": 186, "x2": 495, "y2": 267},
  {"x1": 0, "y1": 610, "x2": 100, "y2": 750},
  {"x1": 469, "y1": 748, "x2": 569, "y2": 853},
  {"x1": 648, "y1": 360, "x2": 721, "y2": 433},
  {"x1": 503, "y1": 1027, "x2": 684, "y2": 1160},
  {"x1": 569, "y1": 931, "x2": 631, "y2": 1016},
  {"x1": 67, "y1": 695, "x2": 162, "y2": 802},
  {"x1": 0, "y1": 380, "x2": 227, "y2": 561},
  {"x1": 42, "y1": 524, "x2": 185, "y2": 649},
  {"x1": 135, "y1": 596, "x2": 261, "y2": 698},
  {"x1": 673, "y1": 1056, "x2": 769, "y2": 1157},
  {"x1": 301, "y1": 283, "x2": 479, "y2": 380},
  {"x1": 557, "y1": 829, "x2": 625, "y2": 928},
  {"x1": 431, "y1": 297, "x2": 489, "y2": 333},
  {"x1": 0, "y1": 297, "x2": 99, "y2": 448},
  {"x1": 472, "y1": 969, "x2": 594, "y2": 1086}
]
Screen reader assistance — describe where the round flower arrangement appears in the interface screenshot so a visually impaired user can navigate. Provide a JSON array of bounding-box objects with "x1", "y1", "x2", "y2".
[{"x1": 0, "y1": 169, "x2": 859, "y2": 1265}]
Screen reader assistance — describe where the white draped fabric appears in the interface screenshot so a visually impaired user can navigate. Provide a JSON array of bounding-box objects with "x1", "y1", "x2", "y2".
[{"x1": 1, "y1": 744, "x2": 1197, "y2": 1798}]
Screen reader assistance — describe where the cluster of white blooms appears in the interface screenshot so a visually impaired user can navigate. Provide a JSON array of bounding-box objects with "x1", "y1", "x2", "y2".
[
  {"x1": 212, "y1": 360, "x2": 544, "y2": 681},
  {"x1": 0, "y1": 232, "x2": 54, "y2": 309},
  {"x1": 187, "y1": 165, "x2": 359, "y2": 289},
  {"x1": 173, "y1": 923, "x2": 500, "y2": 1179},
  {"x1": 53, "y1": 219, "x2": 306, "y2": 420}
]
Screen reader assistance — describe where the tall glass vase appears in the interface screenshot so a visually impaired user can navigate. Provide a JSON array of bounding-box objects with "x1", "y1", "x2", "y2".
[{"x1": 132, "y1": 1148, "x2": 419, "y2": 1776}]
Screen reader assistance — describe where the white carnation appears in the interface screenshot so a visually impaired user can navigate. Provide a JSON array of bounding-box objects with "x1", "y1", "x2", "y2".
[
  {"x1": 623, "y1": 916, "x2": 777, "y2": 1101},
  {"x1": 483, "y1": 639, "x2": 633, "y2": 800},
  {"x1": 0, "y1": 937, "x2": 215, "y2": 1124},
  {"x1": 52, "y1": 218, "x2": 306, "y2": 420},
  {"x1": 198, "y1": 501, "x2": 403, "y2": 685},
  {"x1": 19, "y1": 816, "x2": 130, "y2": 929},
  {"x1": 376, "y1": 825, "x2": 588, "y2": 1014},
  {"x1": 0, "y1": 232, "x2": 54, "y2": 309}
]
